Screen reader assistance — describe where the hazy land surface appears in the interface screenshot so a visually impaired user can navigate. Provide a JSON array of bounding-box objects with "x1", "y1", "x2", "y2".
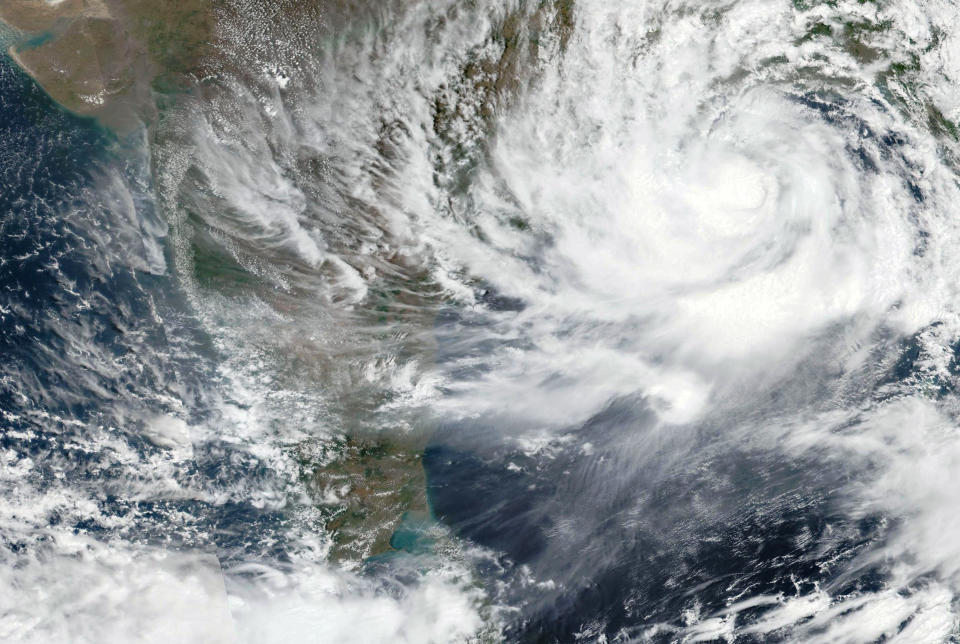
[
  {"x1": 0, "y1": 0, "x2": 431, "y2": 563},
  {"x1": 12, "y1": 0, "x2": 960, "y2": 640},
  {"x1": 1, "y1": 0, "x2": 583, "y2": 566},
  {"x1": 0, "y1": 0, "x2": 219, "y2": 130}
]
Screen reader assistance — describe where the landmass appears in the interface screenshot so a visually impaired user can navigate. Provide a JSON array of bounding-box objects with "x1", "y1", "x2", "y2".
[{"x1": 0, "y1": 0, "x2": 215, "y2": 130}]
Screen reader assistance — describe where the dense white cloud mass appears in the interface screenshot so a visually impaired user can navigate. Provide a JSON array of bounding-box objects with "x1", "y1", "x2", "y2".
[{"x1": 7, "y1": 0, "x2": 960, "y2": 641}]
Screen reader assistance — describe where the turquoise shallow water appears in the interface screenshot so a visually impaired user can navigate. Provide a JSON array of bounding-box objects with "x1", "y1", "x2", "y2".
[{"x1": 9, "y1": 2, "x2": 960, "y2": 641}]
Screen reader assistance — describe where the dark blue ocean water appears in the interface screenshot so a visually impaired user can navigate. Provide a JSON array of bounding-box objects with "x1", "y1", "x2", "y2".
[
  {"x1": 423, "y1": 296, "x2": 911, "y2": 641},
  {"x1": 425, "y1": 409, "x2": 889, "y2": 642},
  {"x1": 0, "y1": 53, "x2": 204, "y2": 547},
  {"x1": 1, "y1": 31, "x2": 942, "y2": 641},
  {"x1": 0, "y1": 55, "x2": 294, "y2": 566}
]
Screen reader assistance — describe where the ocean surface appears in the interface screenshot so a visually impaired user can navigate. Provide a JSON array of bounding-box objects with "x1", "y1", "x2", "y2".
[{"x1": 6, "y1": 1, "x2": 960, "y2": 642}]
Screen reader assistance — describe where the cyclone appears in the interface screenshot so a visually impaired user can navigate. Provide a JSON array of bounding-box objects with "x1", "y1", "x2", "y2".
[{"x1": 4, "y1": 0, "x2": 960, "y2": 642}]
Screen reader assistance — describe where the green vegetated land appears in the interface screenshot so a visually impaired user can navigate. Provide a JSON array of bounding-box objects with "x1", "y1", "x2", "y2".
[{"x1": 16, "y1": 0, "x2": 948, "y2": 569}]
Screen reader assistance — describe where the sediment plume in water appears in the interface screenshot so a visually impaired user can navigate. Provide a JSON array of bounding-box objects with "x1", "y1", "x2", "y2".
[{"x1": 4, "y1": 0, "x2": 960, "y2": 642}]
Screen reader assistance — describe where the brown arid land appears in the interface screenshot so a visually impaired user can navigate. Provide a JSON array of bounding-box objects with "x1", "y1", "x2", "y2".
[
  {"x1": 1, "y1": 0, "x2": 433, "y2": 562},
  {"x1": 0, "y1": 0, "x2": 216, "y2": 130},
  {"x1": 1, "y1": 0, "x2": 576, "y2": 565}
]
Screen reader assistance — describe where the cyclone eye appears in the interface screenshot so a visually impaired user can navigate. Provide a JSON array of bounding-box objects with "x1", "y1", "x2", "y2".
[{"x1": 3, "y1": 1, "x2": 960, "y2": 643}]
